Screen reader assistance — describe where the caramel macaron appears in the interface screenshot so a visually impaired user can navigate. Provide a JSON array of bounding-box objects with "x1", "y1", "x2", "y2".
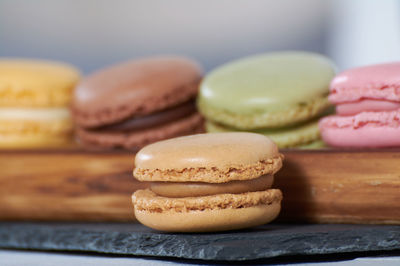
[
  {"x1": 72, "y1": 56, "x2": 204, "y2": 149},
  {"x1": 132, "y1": 132, "x2": 283, "y2": 232}
]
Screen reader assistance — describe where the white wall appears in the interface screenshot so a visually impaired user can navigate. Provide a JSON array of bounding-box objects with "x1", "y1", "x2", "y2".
[
  {"x1": 328, "y1": 0, "x2": 400, "y2": 70},
  {"x1": 1, "y1": 0, "x2": 400, "y2": 73},
  {"x1": 0, "y1": 0, "x2": 328, "y2": 73}
]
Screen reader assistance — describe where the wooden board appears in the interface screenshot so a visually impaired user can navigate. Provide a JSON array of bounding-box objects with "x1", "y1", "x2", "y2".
[
  {"x1": 275, "y1": 150, "x2": 400, "y2": 224},
  {"x1": 0, "y1": 150, "x2": 147, "y2": 222},
  {"x1": 0, "y1": 149, "x2": 399, "y2": 223}
]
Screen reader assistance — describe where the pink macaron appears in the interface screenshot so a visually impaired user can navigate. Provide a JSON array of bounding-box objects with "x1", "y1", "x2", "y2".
[{"x1": 319, "y1": 62, "x2": 400, "y2": 147}]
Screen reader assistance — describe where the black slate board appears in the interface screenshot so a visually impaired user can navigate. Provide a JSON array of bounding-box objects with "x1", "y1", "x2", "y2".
[{"x1": 0, "y1": 222, "x2": 399, "y2": 261}]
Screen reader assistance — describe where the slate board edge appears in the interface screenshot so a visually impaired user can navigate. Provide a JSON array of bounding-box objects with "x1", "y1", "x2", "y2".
[{"x1": 0, "y1": 224, "x2": 399, "y2": 261}]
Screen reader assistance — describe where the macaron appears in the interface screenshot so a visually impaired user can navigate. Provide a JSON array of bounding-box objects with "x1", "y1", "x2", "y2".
[
  {"x1": 0, "y1": 58, "x2": 80, "y2": 148},
  {"x1": 72, "y1": 56, "x2": 204, "y2": 149},
  {"x1": 132, "y1": 132, "x2": 283, "y2": 232},
  {"x1": 320, "y1": 62, "x2": 400, "y2": 147},
  {"x1": 198, "y1": 51, "x2": 336, "y2": 148}
]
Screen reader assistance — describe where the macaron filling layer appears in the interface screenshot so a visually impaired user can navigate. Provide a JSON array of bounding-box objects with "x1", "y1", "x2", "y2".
[
  {"x1": 335, "y1": 99, "x2": 400, "y2": 115},
  {"x1": 0, "y1": 108, "x2": 73, "y2": 143},
  {"x1": 0, "y1": 108, "x2": 72, "y2": 135},
  {"x1": 0, "y1": 107, "x2": 71, "y2": 120},
  {"x1": 149, "y1": 174, "x2": 274, "y2": 198},
  {"x1": 86, "y1": 100, "x2": 196, "y2": 132}
]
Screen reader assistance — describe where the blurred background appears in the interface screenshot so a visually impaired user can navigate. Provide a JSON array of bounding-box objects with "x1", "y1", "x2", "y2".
[{"x1": 1, "y1": 0, "x2": 399, "y2": 73}]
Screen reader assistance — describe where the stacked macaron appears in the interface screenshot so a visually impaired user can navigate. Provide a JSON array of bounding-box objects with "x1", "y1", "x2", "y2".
[
  {"x1": 198, "y1": 51, "x2": 336, "y2": 148},
  {"x1": 0, "y1": 58, "x2": 80, "y2": 148},
  {"x1": 319, "y1": 62, "x2": 400, "y2": 147},
  {"x1": 132, "y1": 132, "x2": 283, "y2": 232},
  {"x1": 72, "y1": 56, "x2": 204, "y2": 149}
]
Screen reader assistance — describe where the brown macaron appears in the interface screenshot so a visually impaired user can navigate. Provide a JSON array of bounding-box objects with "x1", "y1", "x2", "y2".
[
  {"x1": 132, "y1": 132, "x2": 284, "y2": 232},
  {"x1": 72, "y1": 56, "x2": 204, "y2": 149}
]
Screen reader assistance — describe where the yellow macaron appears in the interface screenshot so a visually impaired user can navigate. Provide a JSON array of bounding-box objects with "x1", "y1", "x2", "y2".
[{"x1": 0, "y1": 58, "x2": 80, "y2": 148}]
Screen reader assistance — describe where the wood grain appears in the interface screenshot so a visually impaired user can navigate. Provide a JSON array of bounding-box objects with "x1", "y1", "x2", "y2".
[
  {"x1": 275, "y1": 150, "x2": 400, "y2": 224},
  {"x1": 0, "y1": 150, "x2": 148, "y2": 221},
  {"x1": 0, "y1": 149, "x2": 399, "y2": 223}
]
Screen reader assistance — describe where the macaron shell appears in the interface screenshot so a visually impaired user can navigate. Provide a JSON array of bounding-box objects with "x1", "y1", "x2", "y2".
[
  {"x1": 320, "y1": 110, "x2": 400, "y2": 129},
  {"x1": 76, "y1": 112, "x2": 204, "y2": 150},
  {"x1": 134, "y1": 154, "x2": 282, "y2": 183},
  {"x1": 319, "y1": 110, "x2": 400, "y2": 147},
  {"x1": 135, "y1": 132, "x2": 279, "y2": 169},
  {"x1": 198, "y1": 95, "x2": 331, "y2": 129},
  {"x1": 134, "y1": 201, "x2": 281, "y2": 232},
  {"x1": 133, "y1": 132, "x2": 283, "y2": 183},
  {"x1": 320, "y1": 125, "x2": 400, "y2": 147},
  {"x1": 0, "y1": 59, "x2": 80, "y2": 107},
  {"x1": 132, "y1": 189, "x2": 282, "y2": 232},
  {"x1": 198, "y1": 51, "x2": 335, "y2": 129},
  {"x1": 73, "y1": 56, "x2": 202, "y2": 128},
  {"x1": 329, "y1": 62, "x2": 400, "y2": 104},
  {"x1": 205, "y1": 119, "x2": 321, "y2": 149},
  {"x1": 336, "y1": 99, "x2": 400, "y2": 115}
]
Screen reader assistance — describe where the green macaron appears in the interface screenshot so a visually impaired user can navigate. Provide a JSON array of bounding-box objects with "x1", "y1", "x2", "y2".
[{"x1": 197, "y1": 51, "x2": 336, "y2": 148}]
